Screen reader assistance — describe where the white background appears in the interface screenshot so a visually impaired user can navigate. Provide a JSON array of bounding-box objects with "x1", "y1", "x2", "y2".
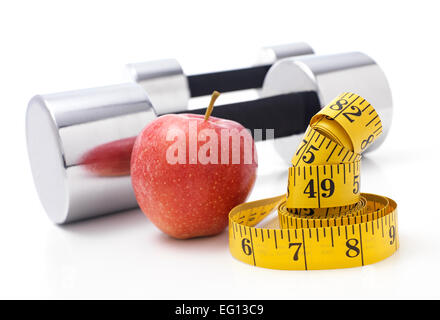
[{"x1": 1, "y1": 0, "x2": 439, "y2": 299}]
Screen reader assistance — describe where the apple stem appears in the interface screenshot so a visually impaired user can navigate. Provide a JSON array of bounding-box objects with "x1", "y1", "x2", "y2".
[{"x1": 204, "y1": 91, "x2": 221, "y2": 121}]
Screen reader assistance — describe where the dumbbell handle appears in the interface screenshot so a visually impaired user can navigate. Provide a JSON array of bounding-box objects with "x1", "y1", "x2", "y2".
[
  {"x1": 188, "y1": 65, "x2": 271, "y2": 97},
  {"x1": 176, "y1": 91, "x2": 321, "y2": 139}
]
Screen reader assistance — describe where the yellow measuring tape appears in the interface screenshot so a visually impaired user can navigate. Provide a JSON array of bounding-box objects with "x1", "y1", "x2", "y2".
[{"x1": 228, "y1": 92, "x2": 398, "y2": 270}]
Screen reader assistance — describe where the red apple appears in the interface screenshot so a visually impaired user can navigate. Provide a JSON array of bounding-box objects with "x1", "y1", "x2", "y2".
[{"x1": 130, "y1": 96, "x2": 257, "y2": 239}]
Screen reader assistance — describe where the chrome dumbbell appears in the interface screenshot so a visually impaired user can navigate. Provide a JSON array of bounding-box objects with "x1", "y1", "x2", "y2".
[{"x1": 26, "y1": 51, "x2": 392, "y2": 224}]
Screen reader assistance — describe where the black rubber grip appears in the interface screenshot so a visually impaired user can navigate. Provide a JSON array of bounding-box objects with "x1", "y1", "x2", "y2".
[
  {"x1": 176, "y1": 91, "x2": 321, "y2": 140},
  {"x1": 187, "y1": 65, "x2": 272, "y2": 97}
]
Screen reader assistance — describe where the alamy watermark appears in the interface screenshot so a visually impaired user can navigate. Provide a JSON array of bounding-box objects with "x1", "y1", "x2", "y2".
[{"x1": 165, "y1": 120, "x2": 274, "y2": 165}]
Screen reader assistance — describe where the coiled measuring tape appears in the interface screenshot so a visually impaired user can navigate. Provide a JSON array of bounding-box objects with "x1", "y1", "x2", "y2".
[{"x1": 228, "y1": 92, "x2": 398, "y2": 270}]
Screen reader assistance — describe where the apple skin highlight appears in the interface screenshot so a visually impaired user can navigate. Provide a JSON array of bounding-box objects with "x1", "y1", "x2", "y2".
[{"x1": 130, "y1": 114, "x2": 257, "y2": 239}]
